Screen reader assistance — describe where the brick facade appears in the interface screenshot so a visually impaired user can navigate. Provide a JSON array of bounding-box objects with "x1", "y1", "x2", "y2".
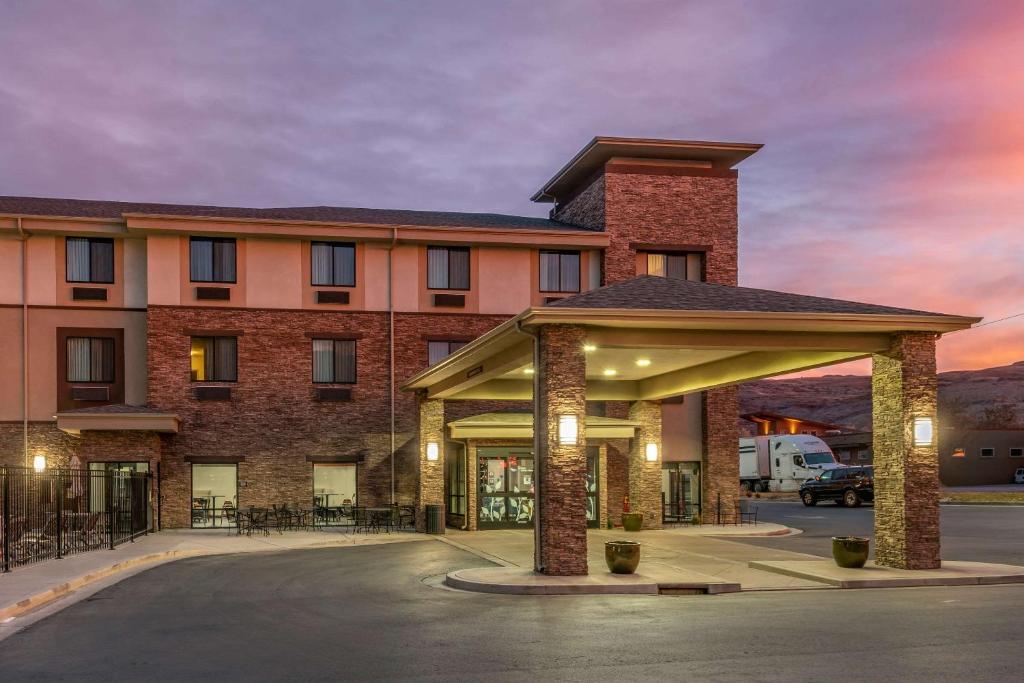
[
  {"x1": 702, "y1": 386, "x2": 739, "y2": 524},
  {"x1": 872, "y1": 333, "x2": 940, "y2": 570},
  {"x1": 628, "y1": 400, "x2": 662, "y2": 529},
  {"x1": 536, "y1": 325, "x2": 588, "y2": 575}
]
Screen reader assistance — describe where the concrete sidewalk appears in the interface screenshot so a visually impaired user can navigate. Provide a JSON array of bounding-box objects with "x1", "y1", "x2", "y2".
[
  {"x1": 0, "y1": 529, "x2": 429, "y2": 620},
  {"x1": 750, "y1": 559, "x2": 1024, "y2": 588},
  {"x1": 441, "y1": 525, "x2": 832, "y2": 594}
]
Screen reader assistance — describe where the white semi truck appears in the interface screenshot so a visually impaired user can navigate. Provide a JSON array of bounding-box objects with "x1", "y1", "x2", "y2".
[{"x1": 739, "y1": 435, "x2": 843, "y2": 492}]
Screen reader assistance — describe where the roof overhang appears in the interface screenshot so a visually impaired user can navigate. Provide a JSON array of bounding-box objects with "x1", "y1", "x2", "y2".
[
  {"x1": 532, "y1": 137, "x2": 763, "y2": 202},
  {"x1": 402, "y1": 306, "x2": 979, "y2": 401},
  {"x1": 448, "y1": 413, "x2": 639, "y2": 440},
  {"x1": 55, "y1": 411, "x2": 180, "y2": 436}
]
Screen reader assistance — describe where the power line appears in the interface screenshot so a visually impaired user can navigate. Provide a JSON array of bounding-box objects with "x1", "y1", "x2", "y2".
[{"x1": 971, "y1": 311, "x2": 1024, "y2": 329}]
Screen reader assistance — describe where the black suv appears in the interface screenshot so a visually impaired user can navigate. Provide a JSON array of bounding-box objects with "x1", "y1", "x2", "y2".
[{"x1": 799, "y1": 466, "x2": 874, "y2": 507}]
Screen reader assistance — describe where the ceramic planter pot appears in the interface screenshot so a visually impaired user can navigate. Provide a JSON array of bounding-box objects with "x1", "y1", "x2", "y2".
[
  {"x1": 621, "y1": 512, "x2": 644, "y2": 532},
  {"x1": 832, "y1": 536, "x2": 870, "y2": 568},
  {"x1": 605, "y1": 540, "x2": 641, "y2": 574}
]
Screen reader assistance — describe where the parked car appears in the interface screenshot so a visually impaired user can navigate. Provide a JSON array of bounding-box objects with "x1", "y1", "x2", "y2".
[
  {"x1": 1014, "y1": 468, "x2": 1024, "y2": 485},
  {"x1": 799, "y1": 466, "x2": 874, "y2": 507}
]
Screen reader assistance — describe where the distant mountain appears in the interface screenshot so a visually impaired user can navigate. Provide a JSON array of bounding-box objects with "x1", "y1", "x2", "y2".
[{"x1": 739, "y1": 361, "x2": 1024, "y2": 432}]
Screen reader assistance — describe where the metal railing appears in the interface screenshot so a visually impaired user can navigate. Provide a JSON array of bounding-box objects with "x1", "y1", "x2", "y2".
[{"x1": 1, "y1": 467, "x2": 152, "y2": 573}]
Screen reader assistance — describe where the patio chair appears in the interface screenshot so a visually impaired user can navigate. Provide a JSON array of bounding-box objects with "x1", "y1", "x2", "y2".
[{"x1": 247, "y1": 508, "x2": 270, "y2": 537}]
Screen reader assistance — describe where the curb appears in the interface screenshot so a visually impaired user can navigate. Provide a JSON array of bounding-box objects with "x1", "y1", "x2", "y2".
[
  {"x1": 0, "y1": 549, "x2": 211, "y2": 621},
  {"x1": 444, "y1": 568, "x2": 741, "y2": 596},
  {"x1": 748, "y1": 560, "x2": 1024, "y2": 589}
]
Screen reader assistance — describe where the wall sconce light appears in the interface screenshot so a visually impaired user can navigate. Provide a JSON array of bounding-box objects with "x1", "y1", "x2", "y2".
[
  {"x1": 426, "y1": 442, "x2": 440, "y2": 461},
  {"x1": 558, "y1": 414, "x2": 578, "y2": 445},
  {"x1": 583, "y1": 344, "x2": 597, "y2": 352},
  {"x1": 913, "y1": 417, "x2": 934, "y2": 447},
  {"x1": 645, "y1": 443, "x2": 659, "y2": 462},
  {"x1": 33, "y1": 454, "x2": 46, "y2": 472}
]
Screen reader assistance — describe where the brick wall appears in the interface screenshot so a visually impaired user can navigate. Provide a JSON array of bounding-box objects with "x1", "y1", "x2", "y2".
[
  {"x1": 147, "y1": 306, "x2": 509, "y2": 528},
  {"x1": 873, "y1": 333, "x2": 940, "y2": 570},
  {"x1": 702, "y1": 386, "x2": 739, "y2": 524}
]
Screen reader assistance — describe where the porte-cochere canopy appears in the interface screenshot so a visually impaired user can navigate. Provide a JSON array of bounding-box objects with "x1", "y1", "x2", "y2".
[{"x1": 403, "y1": 276, "x2": 980, "y2": 576}]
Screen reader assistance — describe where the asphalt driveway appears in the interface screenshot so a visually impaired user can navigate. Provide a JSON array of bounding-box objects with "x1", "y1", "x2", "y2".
[
  {"x1": 746, "y1": 501, "x2": 1024, "y2": 564},
  {"x1": 1, "y1": 540, "x2": 1023, "y2": 681}
]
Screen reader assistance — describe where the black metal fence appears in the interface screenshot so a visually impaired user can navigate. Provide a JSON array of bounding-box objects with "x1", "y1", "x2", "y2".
[{"x1": 1, "y1": 467, "x2": 152, "y2": 573}]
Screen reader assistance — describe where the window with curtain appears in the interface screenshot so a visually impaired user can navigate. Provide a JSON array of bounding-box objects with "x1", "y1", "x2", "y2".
[
  {"x1": 312, "y1": 339, "x2": 357, "y2": 383},
  {"x1": 66, "y1": 237, "x2": 114, "y2": 283},
  {"x1": 539, "y1": 250, "x2": 581, "y2": 292},
  {"x1": 645, "y1": 252, "x2": 703, "y2": 281},
  {"x1": 427, "y1": 340, "x2": 467, "y2": 366},
  {"x1": 190, "y1": 337, "x2": 238, "y2": 381},
  {"x1": 190, "y1": 237, "x2": 237, "y2": 283},
  {"x1": 426, "y1": 246, "x2": 470, "y2": 290},
  {"x1": 311, "y1": 242, "x2": 356, "y2": 286},
  {"x1": 66, "y1": 337, "x2": 115, "y2": 382}
]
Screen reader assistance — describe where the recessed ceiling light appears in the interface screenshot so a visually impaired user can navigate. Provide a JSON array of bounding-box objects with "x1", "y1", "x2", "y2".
[
  {"x1": 523, "y1": 367, "x2": 535, "y2": 375},
  {"x1": 583, "y1": 344, "x2": 597, "y2": 352},
  {"x1": 636, "y1": 358, "x2": 651, "y2": 367},
  {"x1": 603, "y1": 368, "x2": 617, "y2": 376}
]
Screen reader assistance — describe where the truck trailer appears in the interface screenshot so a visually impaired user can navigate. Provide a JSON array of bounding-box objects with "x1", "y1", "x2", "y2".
[{"x1": 739, "y1": 435, "x2": 843, "y2": 492}]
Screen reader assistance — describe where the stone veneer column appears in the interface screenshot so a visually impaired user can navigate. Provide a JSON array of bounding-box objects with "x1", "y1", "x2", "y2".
[
  {"x1": 702, "y1": 387, "x2": 739, "y2": 524},
  {"x1": 872, "y1": 333, "x2": 940, "y2": 569},
  {"x1": 535, "y1": 324, "x2": 588, "y2": 575},
  {"x1": 598, "y1": 443, "x2": 609, "y2": 529},
  {"x1": 628, "y1": 400, "x2": 663, "y2": 529},
  {"x1": 416, "y1": 396, "x2": 445, "y2": 533}
]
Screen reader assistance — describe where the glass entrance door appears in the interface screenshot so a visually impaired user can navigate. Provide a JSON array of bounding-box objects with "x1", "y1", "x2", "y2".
[
  {"x1": 586, "y1": 447, "x2": 599, "y2": 528},
  {"x1": 662, "y1": 462, "x2": 700, "y2": 523},
  {"x1": 477, "y1": 448, "x2": 534, "y2": 529}
]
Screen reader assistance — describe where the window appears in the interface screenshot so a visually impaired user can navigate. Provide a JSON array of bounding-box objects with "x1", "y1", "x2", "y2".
[
  {"x1": 427, "y1": 246, "x2": 470, "y2": 290},
  {"x1": 313, "y1": 463, "x2": 356, "y2": 508},
  {"x1": 1011, "y1": 448, "x2": 1023, "y2": 458},
  {"x1": 66, "y1": 237, "x2": 114, "y2": 283},
  {"x1": 857, "y1": 450, "x2": 870, "y2": 461},
  {"x1": 447, "y1": 453, "x2": 465, "y2": 515},
  {"x1": 427, "y1": 340, "x2": 468, "y2": 366},
  {"x1": 539, "y1": 250, "x2": 580, "y2": 293},
  {"x1": 980, "y1": 447, "x2": 995, "y2": 458},
  {"x1": 192, "y1": 464, "x2": 237, "y2": 528},
  {"x1": 66, "y1": 337, "x2": 115, "y2": 383},
  {"x1": 190, "y1": 237, "x2": 236, "y2": 283},
  {"x1": 312, "y1": 339, "x2": 356, "y2": 383},
  {"x1": 190, "y1": 337, "x2": 237, "y2": 382},
  {"x1": 645, "y1": 251, "x2": 702, "y2": 281},
  {"x1": 311, "y1": 242, "x2": 356, "y2": 287}
]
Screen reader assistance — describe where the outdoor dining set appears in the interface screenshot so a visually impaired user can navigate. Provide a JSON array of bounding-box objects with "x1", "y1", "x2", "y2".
[{"x1": 191, "y1": 499, "x2": 417, "y2": 536}]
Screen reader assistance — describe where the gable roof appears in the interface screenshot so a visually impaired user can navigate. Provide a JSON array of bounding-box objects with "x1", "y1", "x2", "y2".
[
  {"x1": 547, "y1": 275, "x2": 951, "y2": 317},
  {"x1": 0, "y1": 195, "x2": 592, "y2": 232}
]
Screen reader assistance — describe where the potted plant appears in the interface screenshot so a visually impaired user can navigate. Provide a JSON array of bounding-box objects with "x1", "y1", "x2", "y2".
[
  {"x1": 832, "y1": 536, "x2": 870, "y2": 568},
  {"x1": 621, "y1": 496, "x2": 643, "y2": 532},
  {"x1": 604, "y1": 540, "x2": 641, "y2": 574}
]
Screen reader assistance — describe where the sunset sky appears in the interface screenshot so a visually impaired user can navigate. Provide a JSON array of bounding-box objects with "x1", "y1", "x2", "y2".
[{"x1": 2, "y1": 1, "x2": 1022, "y2": 375}]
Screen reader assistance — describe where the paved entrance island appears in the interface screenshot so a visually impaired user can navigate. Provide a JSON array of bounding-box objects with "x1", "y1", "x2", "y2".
[{"x1": 403, "y1": 275, "x2": 980, "y2": 578}]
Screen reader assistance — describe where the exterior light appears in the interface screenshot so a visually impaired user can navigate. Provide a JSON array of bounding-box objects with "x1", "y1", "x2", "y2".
[
  {"x1": 913, "y1": 417, "x2": 934, "y2": 447},
  {"x1": 583, "y1": 344, "x2": 597, "y2": 352},
  {"x1": 558, "y1": 414, "x2": 578, "y2": 445},
  {"x1": 33, "y1": 454, "x2": 46, "y2": 472},
  {"x1": 523, "y1": 367, "x2": 534, "y2": 375},
  {"x1": 636, "y1": 358, "x2": 651, "y2": 367},
  {"x1": 426, "y1": 442, "x2": 440, "y2": 461},
  {"x1": 645, "y1": 443, "x2": 658, "y2": 462},
  {"x1": 603, "y1": 368, "x2": 617, "y2": 376}
]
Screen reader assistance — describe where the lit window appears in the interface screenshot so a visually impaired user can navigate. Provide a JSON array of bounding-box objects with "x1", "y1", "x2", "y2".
[{"x1": 190, "y1": 337, "x2": 237, "y2": 382}]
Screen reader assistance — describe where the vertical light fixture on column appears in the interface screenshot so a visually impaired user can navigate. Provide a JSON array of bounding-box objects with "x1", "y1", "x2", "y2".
[
  {"x1": 645, "y1": 442, "x2": 659, "y2": 462},
  {"x1": 558, "y1": 414, "x2": 578, "y2": 445},
  {"x1": 426, "y1": 441, "x2": 440, "y2": 461},
  {"x1": 912, "y1": 417, "x2": 934, "y2": 447}
]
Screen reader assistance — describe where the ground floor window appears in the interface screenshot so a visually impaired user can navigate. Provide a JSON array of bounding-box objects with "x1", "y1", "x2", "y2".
[
  {"x1": 192, "y1": 464, "x2": 238, "y2": 528},
  {"x1": 88, "y1": 461, "x2": 152, "y2": 528},
  {"x1": 446, "y1": 451, "x2": 466, "y2": 516},
  {"x1": 478, "y1": 447, "x2": 534, "y2": 529},
  {"x1": 662, "y1": 461, "x2": 700, "y2": 523},
  {"x1": 313, "y1": 463, "x2": 357, "y2": 508}
]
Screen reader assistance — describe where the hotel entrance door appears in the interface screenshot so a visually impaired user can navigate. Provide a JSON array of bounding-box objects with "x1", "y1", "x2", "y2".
[{"x1": 662, "y1": 462, "x2": 700, "y2": 523}]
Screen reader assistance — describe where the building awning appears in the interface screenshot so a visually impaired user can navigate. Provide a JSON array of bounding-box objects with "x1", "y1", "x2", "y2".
[
  {"x1": 55, "y1": 405, "x2": 180, "y2": 436},
  {"x1": 448, "y1": 412, "x2": 639, "y2": 440},
  {"x1": 402, "y1": 276, "x2": 980, "y2": 401}
]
